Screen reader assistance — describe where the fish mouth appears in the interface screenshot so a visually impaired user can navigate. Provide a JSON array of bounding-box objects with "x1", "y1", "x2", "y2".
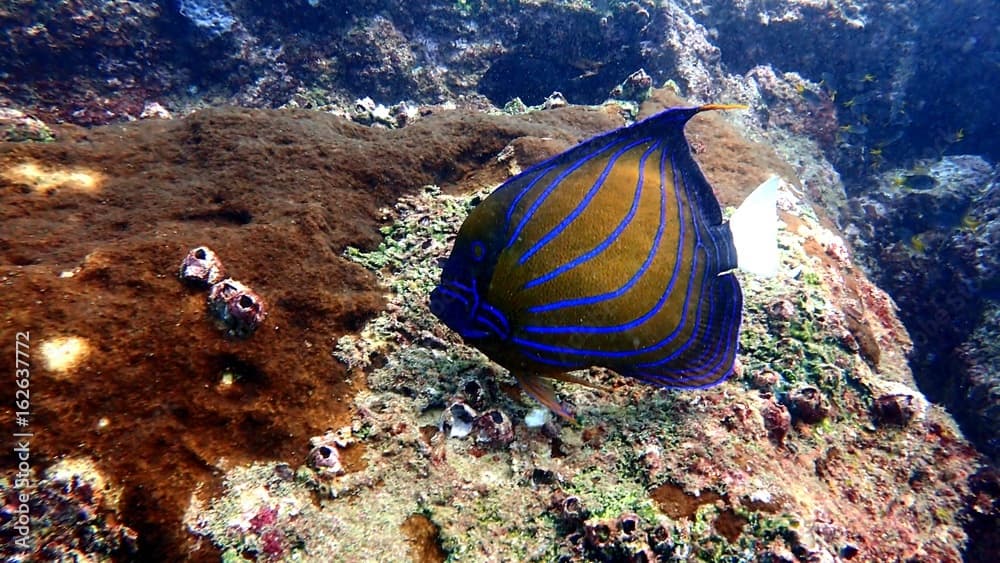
[
  {"x1": 429, "y1": 282, "x2": 510, "y2": 341},
  {"x1": 428, "y1": 285, "x2": 450, "y2": 319},
  {"x1": 428, "y1": 283, "x2": 475, "y2": 331}
]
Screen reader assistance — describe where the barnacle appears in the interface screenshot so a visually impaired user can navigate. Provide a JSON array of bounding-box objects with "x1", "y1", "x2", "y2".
[
  {"x1": 207, "y1": 278, "x2": 268, "y2": 338},
  {"x1": 473, "y1": 409, "x2": 514, "y2": 447},
  {"x1": 178, "y1": 246, "x2": 227, "y2": 286},
  {"x1": 872, "y1": 393, "x2": 918, "y2": 427},
  {"x1": 440, "y1": 400, "x2": 477, "y2": 439},
  {"x1": 785, "y1": 386, "x2": 831, "y2": 424},
  {"x1": 308, "y1": 431, "x2": 346, "y2": 476}
]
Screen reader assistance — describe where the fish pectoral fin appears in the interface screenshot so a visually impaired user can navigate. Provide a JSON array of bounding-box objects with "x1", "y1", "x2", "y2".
[
  {"x1": 544, "y1": 370, "x2": 610, "y2": 392},
  {"x1": 513, "y1": 372, "x2": 577, "y2": 422}
]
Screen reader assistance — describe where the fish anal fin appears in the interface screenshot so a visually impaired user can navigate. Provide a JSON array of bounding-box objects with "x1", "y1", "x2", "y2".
[{"x1": 513, "y1": 372, "x2": 577, "y2": 422}]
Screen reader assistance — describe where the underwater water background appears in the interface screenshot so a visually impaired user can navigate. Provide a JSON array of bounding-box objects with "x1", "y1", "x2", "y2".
[{"x1": 0, "y1": 0, "x2": 997, "y2": 561}]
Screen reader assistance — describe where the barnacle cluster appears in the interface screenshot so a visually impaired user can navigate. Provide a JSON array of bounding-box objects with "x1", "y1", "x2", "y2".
[
  {"x1": 439, "y1": 403, "x2": 516, "y2": 448},
  {"x1": 550, "y1": 490, "x2": 661, "y2": 561},
  {"x1": 177, "y1": 246, "x2": 268, "y2": 338},
  {"x1": 609, "y1": 68, "x2": 654, "y2": 102}
]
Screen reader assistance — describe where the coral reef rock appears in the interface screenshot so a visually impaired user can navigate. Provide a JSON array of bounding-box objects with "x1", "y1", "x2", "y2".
[
  {"x1": 845, "y1": 155, "x2": 1000, "y2": 461},
  {"x1": 1, "y1": 90, "x2": 993, "y2": 560},
  {"x1": 0, "y1": 102, "x2": 636, "y2": 559}
]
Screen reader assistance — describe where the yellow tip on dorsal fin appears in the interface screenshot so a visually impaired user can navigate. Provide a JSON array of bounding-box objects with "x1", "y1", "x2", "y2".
[
  {"x1": 698, "y1": 103, "x2": 749, "y2": 112},
  {"x1": 513, "y1": 372, "x2": 577, "y2": 423}
]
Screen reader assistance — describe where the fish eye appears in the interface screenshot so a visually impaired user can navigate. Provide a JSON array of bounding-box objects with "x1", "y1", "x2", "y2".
[{"x1": 471, "y1": 241, "x2": 485, "y2": 261}]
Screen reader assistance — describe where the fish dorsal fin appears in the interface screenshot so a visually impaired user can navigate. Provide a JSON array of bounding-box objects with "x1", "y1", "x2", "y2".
[
  {"x1": 729, "y1": 175, "x2": 780, "y2": 278},
  {"x1": 637, "y1": 104, "x2": 747, "y2": 229}
]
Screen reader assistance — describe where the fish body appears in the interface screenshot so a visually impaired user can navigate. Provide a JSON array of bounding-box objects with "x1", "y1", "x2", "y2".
[
  {"x1": 430, "y1": 105, "x2": 777, "y2": 418},
  {"x1": 897, "y1": 173, "x2": 937, "y2": 191}
]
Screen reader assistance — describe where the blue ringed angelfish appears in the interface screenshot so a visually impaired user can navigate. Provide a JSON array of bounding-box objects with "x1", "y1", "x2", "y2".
[{"x1": 429, "y1": 104, "x2": 779, "y2": 420}]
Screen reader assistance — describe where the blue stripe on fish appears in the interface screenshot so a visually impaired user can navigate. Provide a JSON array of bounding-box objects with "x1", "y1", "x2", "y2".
[
  {"x1": 509, "y1": 252, "x2": 703, "y2": 357},
  {"x1": 503, "y1": 164, "x2": 558, "y2": 239},
  {"x1": 521, "y1": 147, "x2": 686, "y2": 331},
  {"x1": 633, "y1": 167, "x2": 742, "y2": 386},
  {"x1": 522, "y1": 142, "x2": 652, "y2": 290},
  {"x1": 634, "y1": 277, "x2": 740, "y2": 387},
  {"x1": 524, "y1": 144, "x2": 672, "y2": 314},
  {"x1": 518, "y1": 138, "x2": 653, "y2": 266},
  {"x1": 505, "y1": 140, "x2": 624, "y2": 250}
]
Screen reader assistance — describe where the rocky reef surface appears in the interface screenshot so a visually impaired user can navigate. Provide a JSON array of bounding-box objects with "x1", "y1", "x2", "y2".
[
  {"x1": 0, "y1": 102, "x2": 629, "y2": 559},
  {"x1": 3, "y1": 0, "x2": 996, "y2": 162},
  {"x1": 844, "y1": 157, "x2": 1000, "y2": 459},
  {"x1": 1, "y1": 0, "x2": 997, "y2": 561},
  {"x1": 0, "y1": 88, "x2": 990, "y2": 560}
]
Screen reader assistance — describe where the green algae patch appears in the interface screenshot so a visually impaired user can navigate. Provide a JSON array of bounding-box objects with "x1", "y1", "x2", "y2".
[{"x1": 568, "y1": 466, "x2": 661, "y2": 524}]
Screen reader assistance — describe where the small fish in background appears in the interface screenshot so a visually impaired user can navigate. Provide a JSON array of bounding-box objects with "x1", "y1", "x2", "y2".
[
  {"x1": 430, "y1": 105, "x2": 780, "y2": 420},
  {"x1": 838, "y1": 123, "x2": 869, "y2": 136},
  {"x1": 959, "y1": 212, "x2": 981, "y2": 233},
  {"x1": 893, "y1": 173, "x2": 937, "y2": 191},
  {"x1": 793, "y1": 82, "x2": 823, "y2": 105},
  {"x1": 845, "y1": 71, "x2": 878, "y2": 84}
]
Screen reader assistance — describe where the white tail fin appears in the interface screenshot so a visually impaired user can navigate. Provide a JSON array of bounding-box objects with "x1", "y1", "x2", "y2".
[{"x1": 729, "y1": 175, "x2": 780, "y2": 278}]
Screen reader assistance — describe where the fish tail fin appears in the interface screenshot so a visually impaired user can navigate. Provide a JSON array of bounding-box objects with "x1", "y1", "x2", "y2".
[
  {"x1": 513, "y1": 372, "x2": 577, "y2": 422},
  {"x1": 729, "y1": 175, "x2": 780, "y2": 278}
]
